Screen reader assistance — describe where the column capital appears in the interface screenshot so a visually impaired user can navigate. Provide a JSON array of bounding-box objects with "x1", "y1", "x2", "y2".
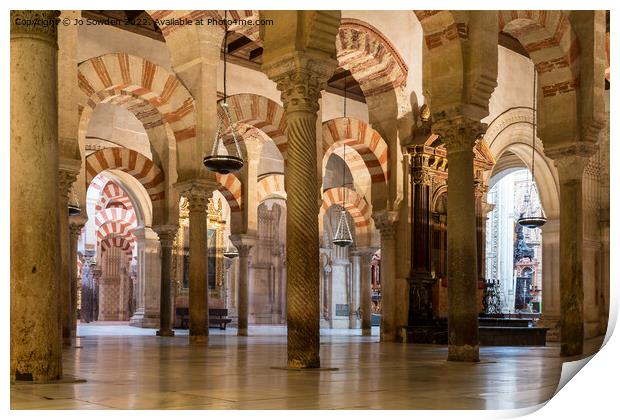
[
  {"x1": 174, "y1": 179, "x2": 218, "y2": 213},
  {"x1": 69, "y1": 216, "x2": 87, "y2": 238},
  {"x1": 412, "y1": 166, "x2": 434, "y2": 186},
  {"x1": 546, "y1": 143, "x2": 598, "y2": 182},
  {"x1": 263, "y1": 52, "x2": 337, "y2": 114},
  {"x1": 474, "y1": 179, "x2": 488, "y2": 198},
  {"x1": 351, "y1": 246, "x2": 379, "y2": 260},
  {"x1": 10, "y1": 10, "x2": 60, "y2": 42},
  {"x1": 58, "y1": 168, "x2": 78, "y2": 198},
  {"x1": 230, "y1": 233, "x2": 257, "y2": 257},
  {"x1": 153, "y1": 225, "x2": 178, "y2": 247},
  {"x1": 433, "y1": 117, "x2": 486, "y2": 152},
  {"x1": 372, "y1": 210, "x2": 399, "y2": 239}
]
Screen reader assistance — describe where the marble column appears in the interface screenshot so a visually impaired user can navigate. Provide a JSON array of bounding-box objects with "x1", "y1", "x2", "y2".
[
  {"x1": 129, "y1": 227, "x2": 161, "y2": 328},
  {"x1": 372, "y1": 211, "x2": 399, "y2": 342},
  {"x1": 435, "y1": 118, "x2": 483, "y2": 362},
  {"x1": 538, "y1": 218, "x2": 561, "y2": 341},
  {"x1": 10, "y1": 10, "x2": 63, "y2": 382},
  {"x1": 69, "y1": 218, "x2": 86, "y2": 339},
  {"x1": 264, "y1": 55, "x2": 336, "y2": 368},
  {"x1": 409, "y1": 162, "x2": 434, "y2": 324},
  {"x1": 474, "y1": 179, "x2": 489, "y2": 283},
  {"x1": 175, "y1": 180, "x2": 218, "y2": 344},
  {"x1": 58, "y1": 169, "x2": 78, "y2": 347},
  {"x1": 230, "y1": 235, "x2": 256, "y2": 336},
  {"x1": 155, "y1": 226, "x2": 177, "y2": 337},
  {"x1": 349, "y1": 251, "x2": 361, "y2": 329},
  {"x1": 357, "y1": 248, "x2": 376, "y2": 336},
  {"x1": 549, "y1": 147, "x2": 595, "y2": 356}
]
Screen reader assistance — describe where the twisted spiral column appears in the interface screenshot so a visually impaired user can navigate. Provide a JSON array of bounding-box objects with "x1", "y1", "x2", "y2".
[
  {"x1": 265, "y1": 55, "x2": 337, "y2": 368},
  {"x1": 435, "y1": 118, "x2": 485, "y2": 362},
  {"x1": 155, "y1": 226, "x2": 177, "y2": 337}
]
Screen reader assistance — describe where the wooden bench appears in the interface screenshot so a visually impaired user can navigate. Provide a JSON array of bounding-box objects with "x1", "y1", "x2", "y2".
[
  {"x1": 175, "y1": 307, "x2": 190, "y2": 329},
  {"x1": 175, "y1": 307, "x2": 232, "y2": 330},
  {"x1": 209, "y1": 308, "x2": 232, "y2": 330}
]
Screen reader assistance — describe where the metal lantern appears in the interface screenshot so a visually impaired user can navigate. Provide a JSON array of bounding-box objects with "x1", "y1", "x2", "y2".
[
  {"x1": 68, "y1": 186, "x2": 81, "y2": 216},
  {"x1": 223, "y1": 244, "x2": 239, "y2": 259},
  {"x1": 332, "y1": 78, "x2": 353, "y2": 248},
  {"x1": 203, "y1": 102, "x2": 244, "y2": 174},
  {"x1": 517, "y1": 66, "x2": 546, "y2": 229},
  {"x1": 202, "y1": 10, "x2": 244, "y2": 175},
  {"x1": 332, "y1": 208, "x2": 353, "y2": 247}
]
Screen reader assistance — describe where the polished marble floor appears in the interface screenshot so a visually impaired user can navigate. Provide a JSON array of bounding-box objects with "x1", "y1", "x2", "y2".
[{"x1": 10, "y1": 322, "x2": 603, "y2": 410}]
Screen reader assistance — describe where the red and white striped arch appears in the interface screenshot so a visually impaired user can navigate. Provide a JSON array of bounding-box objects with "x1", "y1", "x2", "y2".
[
  {"x1": 337, "y1": 18, "x2": 408, "y2": 97},
  {"x1": 78, "y1": 53, "x2": 196, "y2": 145},
  {"x1": 320, "y1": 187, "x2": 372, "y2": 245},
  {"x1": 221, "y1": 94, "x2": 287, "y2": 160},
  {"x1": 322, "y1": 117, "x2": 388, "y2": 184},
  {"x1": 216, "y1": 173, "x2": 242, "y2": 213},
  {"x1": 86, "y1": 148, "x2": 165, "y2": 202},
  {"x1": 96, "y1": 220, "x2": 136, "y2": 243},
  {"x1": 257, "y1": 174, "x2": 286, "y2": 203},
  {"x1": 95, "y1": 208, "x2": 137, "y2": 230},
  {"x1": 94, "y1": 179, "x2": 135, "y2": 214},
  {"x1": 499, "y1": 11, "x2": 580, "y2": 98},
  {"x1": 100, "y1": 236, "x2": 134, "y2": 265}
]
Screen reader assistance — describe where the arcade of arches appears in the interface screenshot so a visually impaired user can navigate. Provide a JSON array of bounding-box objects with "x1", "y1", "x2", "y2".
[{"x1": 10, "y1": 9, "x2": 610, "y2": 410}]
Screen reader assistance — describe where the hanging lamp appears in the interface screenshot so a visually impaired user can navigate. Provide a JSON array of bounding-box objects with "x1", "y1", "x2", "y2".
[
  {"x1": 332, "y1": 76, "x2": 354, "y2": 248},
  {"x1": 68, "y1": 185, "x2": 81, "y2": 216},
  {"x1": 203, "y1": 10, "x2": 245, "y2": 175},
  {"x1": 517, "y1": 67, "x2": 547, "y2": 229},
  {"x1": 223, "y1": 245, "x2": 239, "y2": 259}
]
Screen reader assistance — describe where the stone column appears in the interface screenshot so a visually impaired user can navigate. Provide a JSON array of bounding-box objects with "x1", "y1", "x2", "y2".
[
  {"x1": 175, "y1": 180, "x2": 218, "y2": 344},
  {"x1": 372, "y1": 211, "x2": 399, "y2": 342},
  {"x1": 155, "y1": 226, "x2": 177, "y2": 337},
  {"x1": 69, "y1": 218, "x2": 86, "y2": 339},
  {"x1": 57, "y1": 170, "x2": 74, "y2": 346},
  {"x1": 11, "y1": 10, "x2": 63, "y2": 382},
  {"x1": 474, "y1": 179, "x2": 489, "y2": 283},
  {"x1": 357, "y1": 248, "x2": 376, "y2": 336},
  {"x1": 264, "y1": 54, "x2": 336, "y2": 368},
  {"x1": 548, "y1": 147, "x2": 595, "y2": 356},
  {"x1": 129, "y1": 227, "x2": 161, "y2": 328},
  {"x1": 230, "y1": 234, "x2": 256, "y2": 336},
  {"x1": 349, "y1": 251, "x2": 361, "y2": 329},
  {"x1": 435, "y1": 118, "x2": 483, "y2": 362},
  {"x1": 409, "y1": 161, "x2": 434, "y2": 323},
  {"x1": 538, "y1": 218, "x2": 561, "y2": 341}
]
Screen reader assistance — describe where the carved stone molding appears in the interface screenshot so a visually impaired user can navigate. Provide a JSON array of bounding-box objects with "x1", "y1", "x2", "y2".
[
  {"x1": 174, "y1": 179, "x2": 218, "y2": 213},
  {"x1": 263, "y1": 53, "x2": 337, "y2": 114},
  {"x1": 372, "y1": 210, "x2": 399, "y2": 240},
  {"x1": 546, "y1": 143, "x2": 598, "y2": 182},
  {"x1": 154, "y1": 225, "x2": 178, "y2": 248},
  {"x1": 58, "y1": 169, "x2": 78, "y2": 199},
  {"x1": 433, "y1": 117, "x2": 486, "y2": 153},
  {"x1": 412, "y1": 166, "x2": 434, "y2": 186}
]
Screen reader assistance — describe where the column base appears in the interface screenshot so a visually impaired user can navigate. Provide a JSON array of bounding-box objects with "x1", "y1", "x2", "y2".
[
  {"x1": 380, "y1": 330, "x2": 398, "y2": 342},
  {"x1": 448, "y1": 344, "x2": 480, "y2": 362},
  {"x1": 362, "y1": 328, "x2": 372, "y2": 336},
  {"x1": 560, "y1": 342, "x2": 583, "y2": 357},
  {"x1": 189, "y1": 335, "x2": 208, "y2": 344},
  {"x1": 238, "y1": 328, "x2": 248, "y2": 336},
  {"x1": 156, "y1": 329, "x2": 175, "y2": 337},
  {"x1": 129, "y1": 312, "x2": 160, "y2": 328},
  {"x1": 536, "y1": 316, "x2": 560, "y2": 342}
]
